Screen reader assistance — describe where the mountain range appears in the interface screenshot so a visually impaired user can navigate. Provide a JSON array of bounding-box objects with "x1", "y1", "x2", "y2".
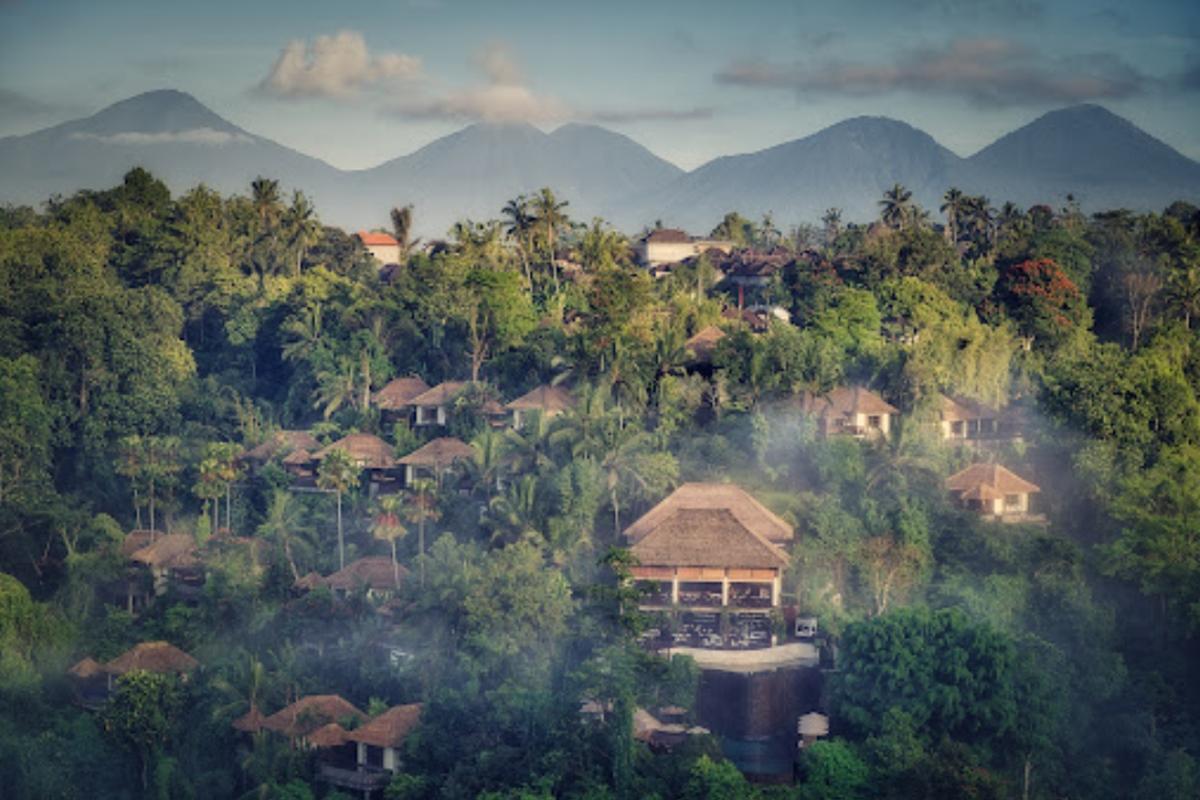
[{"x1": 2, "y1": 89, "x2": 1199, "y2": 237}]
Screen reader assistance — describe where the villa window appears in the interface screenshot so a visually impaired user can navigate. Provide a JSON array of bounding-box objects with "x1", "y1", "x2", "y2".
[
  {"x1": 868, "y1": 415, "x2": 882, "y2": 429},
  {"x1": 1004, "y1": 494, "x2": 1021, "y2": 509}
]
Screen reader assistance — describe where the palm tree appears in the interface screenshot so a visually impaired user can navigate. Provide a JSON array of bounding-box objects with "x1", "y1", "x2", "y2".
[
  {"x1": 211, "y1": 442, "x2": 241, "y2": 534},
  {"x1": 209, "y1": 650, "x2": 270, "y2": 727},
  {"x1": 501, "y1": 195, "x2": 533, "y2": 283},
  {"x1": 257, "y1": 490, "x2": 312, "y2": 582},
  {"x1": 389, "y1": 205, "x2": 419, "y2": 263},
  {"x1": 483, "y1": 475, "x2": 542, "y2": 547},
  {"x1": 940, "y1": 187, "x2": 966, "y2": 245},
  {"x1": 759, "y1": 212, "x2": 780, "y2": 249},
  {"x1": 502, "y1": 410, "x2": 555, "y2": 477},
  {"x1": 371, "y1": 494, "x2": 407, "y2": 588},
  {"x1": 403, "y1": 478, "x2": 440, "y2": 587},
  {"x1": 281, "y1": 303, "x2": 323, "y2": 365},
  {"x1": 313, "y1": 356, "x2": 359, "y2": 420},
  {"x1": 193, "y1": 455, "x2": 223, "y2": 536},
  {"x1": 142, "y1": 435, "x2": 181, "y2": 533},
  {"x1": 282, "y1": 191, "x2": 321, "y2": 277},
  {"x1": 116, "y1": 435, "x2": 147, "y2": 529},
  {"x1": 879, "y1": 184, "x2": 913, "y2": 230},
  {"x1": 250, "y1": 177, "x2": 281, "y2": 229},
  {"x1": 317, "y1": 447, "x2": 360, "y2": 570},
  {"x1": 821, "y1": 208, "x2": 843, "y2": 244},
  {"x1": 531, "y1": 187, "x2": 570, "y2": 293}
]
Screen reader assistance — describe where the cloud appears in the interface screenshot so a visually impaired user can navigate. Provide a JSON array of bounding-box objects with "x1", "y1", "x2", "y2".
[
  {"x1": 70, "y1": 128, "x2": 255, "y2": 145},
  {"x1": 857, "y1": 0, "x2": 1044, "y2": 17},
  {"x1": 259, "y1": 30, "x2": 422, "y2": 100},
  {"x1": 388, "y1": 43, "x2": 568, "y2": 122},
  {"x1": 386, "y1": 43, "x2": 708, "y2": 125},
  {"x1": 715, "y1": 38, "x2": 1150, "y2": 106}
]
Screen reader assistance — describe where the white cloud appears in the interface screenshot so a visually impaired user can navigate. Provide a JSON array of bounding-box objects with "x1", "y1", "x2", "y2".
[
  {"x1": 70, "y1": 128, "x2": 255, "y2": 145},
  {"x1": 389, "y1": 42, "x2": 569, "y2": 123},
  {"x1": 260, "y1": 30, "x2": 423, "y2": 100},
  {"x1": 716, "y1": 37, "x2": 1149, "y2": 106}
]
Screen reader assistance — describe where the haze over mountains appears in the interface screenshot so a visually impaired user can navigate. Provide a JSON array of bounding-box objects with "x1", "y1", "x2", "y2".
[{"x1": 2, "y1": 90, "x2": 1199, "y2": 237}]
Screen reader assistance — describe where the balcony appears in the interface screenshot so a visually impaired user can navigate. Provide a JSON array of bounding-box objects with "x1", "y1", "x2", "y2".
[
  {"x1": 728, "y1": 584, "x2": 773, "y2": 609},
  {"x1": 318, "y1": 763, "x2": 390, "y2": 792}
]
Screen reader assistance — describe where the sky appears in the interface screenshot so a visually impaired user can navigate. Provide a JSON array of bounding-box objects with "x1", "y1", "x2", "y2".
[{"x1": 1, "y1": 0, "x2": 1198, "y2": 170}]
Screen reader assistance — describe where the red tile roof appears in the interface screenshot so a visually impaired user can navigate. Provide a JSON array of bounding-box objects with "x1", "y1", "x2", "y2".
[{"x1": 357, "y1": 231, "x2": 398, "y2": 247}]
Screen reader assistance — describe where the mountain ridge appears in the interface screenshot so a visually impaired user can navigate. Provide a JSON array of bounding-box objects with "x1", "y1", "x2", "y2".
[{"x1": 2, "y1": 91, "x2": 1198, "y2": 236}]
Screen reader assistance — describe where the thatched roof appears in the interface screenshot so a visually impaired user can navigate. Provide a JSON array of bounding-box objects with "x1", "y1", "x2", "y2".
[
  {"x1": 504, "y1": 385, "x2": 574, "y2": 414},
  {"x1": 105, "y1": 641, "x2": 199, "y2": 676},
  {"x1": 307, "y1": 722, "x2": 350, "y2": 748},
  {"x1": 128, "y1": 534, "x2": 199, "y2": 570},
  {"x1": 293, "y1": 571, "x2": 325, "y2": 591},
  {"x1": 119, "y1": 530, "x2": 156, "y2": 557},
  {"x1": 800, "y1": 386, "x2": 898, "y2": 418},
  {"x1": 232, "y1": 705, "x2": 267, "y2": 733},
  {"x1": 684, "y1": 326, "x2": 726, "y2": 363},
  {"x1": 722, "y1": 250, "x2": 791, "y2": 279},
  {"x1": 282, "y1": 448, "x2": 313, "y2": 466},
  {"x1": 260, "y1": 695, "x2": 367, "y2": 739},
  {"x1": 373, "y1": 377, "x2": 431, "y2": 410},
  {"x1": 241, "y1": 430, "x2": 321, "y2": 463},
  {"x1": 624, "y1": 483, "x2": 793, "y2": 544},
  {"x1": 630, "y1": 508, "x2": 789, "y2": 570},
  {"x1": 313, "y1": 433, "x2": 397, "y2": 470},
  {"x1": 345, "y1": 704, "x2": 422, "y2": 749},
  {"x1": 946, "y1": 463, "x2": 1040, "y2": 498},
  {"x1": 68, "y1": 657, "x2": 104, "y2": 679},
  {"x1": 397, "y1": 437, "x2": 473, "y2": 468},
  {"x1": 407, "y1": 381, "x2": 468, "y2": 408},
  {"x1": 643, "y1": 228, "x2": 691, "y2": 244},
  {"x1": 324, "y1": 556, "x2": 406, "y2": 592},
  {"x1": 939, "y1": 394, "x2": 998, "y2": 422}
]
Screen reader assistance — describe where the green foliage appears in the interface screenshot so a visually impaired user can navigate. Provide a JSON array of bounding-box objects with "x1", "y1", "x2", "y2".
[
  {"x1": 795, "y1": 740, "x2": 869, "y2": 800},
  {"x1": 833, "y1": 608, "x2": 1020, "y2": 748},
  {"x1": 682, "y1": 755, "x2": 752, "y2": 800}
]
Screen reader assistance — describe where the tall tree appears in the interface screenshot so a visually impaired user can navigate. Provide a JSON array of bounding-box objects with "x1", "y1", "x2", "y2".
[
  {"x1": 404, "y1": 478, "x2": 441, "y2": 587},
  {"x1": 531, "y1": 187, "x2": 570, "y2": 294},
  {"x1": 282, "y1": 190, "x2": 321, "y2": 277},
  {"x1": 880, "y1": 184, "x2": 914, "y2": 230},
  {"x1": 372, "y1": 493, "x2": 408, "y2": 588},
  {"x1": 390, "y1": 204, "x2": 419, "y2": 264},
  {"x1": 317, "y1": 447, "x2": 360, "y2": 570},
  {"x1": 940, "y1": 187, "x2": 967, "y2": 245}
]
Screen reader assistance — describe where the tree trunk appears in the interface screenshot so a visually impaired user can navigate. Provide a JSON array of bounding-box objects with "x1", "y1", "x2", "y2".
[
  {"x1": 336, "y1": 491, "x2": 345, "y2": 570},
  {"x1": 226, "y1": 482, "x2": 232, "y2": 534},
  {"x1": 149, "y1": 479, "x2": 156, "y2": 533},
  {"x1": 285, "y1": 536, "x2": 299, "y2": 582},
  {"x1": 134, "y1": 486, "x2": 142, "y2": 530},
  {"x1": 611, "y1": 487, "x2": 621, "y2": 535},
  {"x1": 418, "y1": 518, "x2": 426, "y2": 587},
  {"x1": 391, "y1": 538, "x2": 399, "y2": 588},
  {"x1": 1022, "y1": 755, "x2": 1032, "y2": 800}
]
